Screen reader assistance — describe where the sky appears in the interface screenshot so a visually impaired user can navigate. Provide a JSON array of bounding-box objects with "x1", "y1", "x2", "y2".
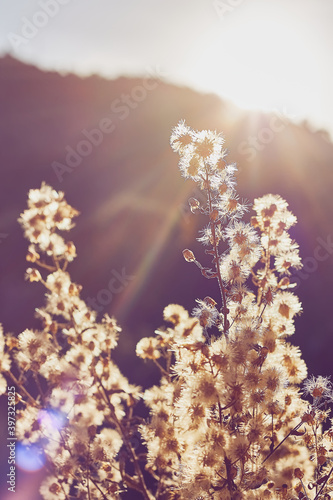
[{"x1": 0, "y1": 0, "x2": 333, "y2": 136}]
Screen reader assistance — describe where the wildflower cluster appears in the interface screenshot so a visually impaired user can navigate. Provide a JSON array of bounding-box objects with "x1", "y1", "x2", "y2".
[
  {"x1": 0, "y1": 184, "x2": 148, "y2": 499},
  {"x1": 136, "y1": 122, "x2": 333, "y2": 499},
  {"x1": 0, "y1": 125, "x2": 332, "y2": 500}
]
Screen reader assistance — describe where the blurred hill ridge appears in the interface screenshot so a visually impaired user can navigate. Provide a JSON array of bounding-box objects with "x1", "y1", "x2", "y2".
[{"x1": 0, "y1": 54, "x2": 332, "y2": 381}]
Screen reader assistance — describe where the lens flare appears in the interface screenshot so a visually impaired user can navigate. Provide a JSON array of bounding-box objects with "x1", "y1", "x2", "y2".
[
  {"x1": 38, "y1": 408, "x2": 67, "y2": 433},
  {"x1": 16, "y1": 443, "x2": 45, "y2": 472}
]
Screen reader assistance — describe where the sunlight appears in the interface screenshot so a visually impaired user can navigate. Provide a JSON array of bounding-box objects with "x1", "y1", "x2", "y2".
[{"x1": 184, "y1": 2, "x2": 321, "y2": 119}]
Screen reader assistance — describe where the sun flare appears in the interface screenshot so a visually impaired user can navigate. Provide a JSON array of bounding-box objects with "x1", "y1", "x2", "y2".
[{"x1": 184, "y1": 2, "x2": 321, "y2": 118}]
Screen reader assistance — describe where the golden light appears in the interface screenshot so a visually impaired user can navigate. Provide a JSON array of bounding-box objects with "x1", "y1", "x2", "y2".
[{"x1": 182, "y1": 2, "x2": 323, "y2": 120}]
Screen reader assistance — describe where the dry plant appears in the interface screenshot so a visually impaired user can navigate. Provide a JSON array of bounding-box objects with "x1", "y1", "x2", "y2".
[{"x1": 0, "y1": 123, "x2": 333, "y2": 499}]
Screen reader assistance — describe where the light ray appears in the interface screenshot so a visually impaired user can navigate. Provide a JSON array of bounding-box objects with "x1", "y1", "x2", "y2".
[{"x1": 113, "y1": 181, "x2": 195, "y2": 319}]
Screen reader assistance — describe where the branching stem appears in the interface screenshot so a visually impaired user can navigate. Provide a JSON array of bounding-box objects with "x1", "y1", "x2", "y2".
[{"x1": 205, "y1": 171, "x2": 228, "y2": 336}]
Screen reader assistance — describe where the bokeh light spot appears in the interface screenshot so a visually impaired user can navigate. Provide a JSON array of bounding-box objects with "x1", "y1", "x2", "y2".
[
  {"x1": 38, "y1": 408, "x2": 67, "y2": 433},
  {"x1": 16, "y1": 443, "x2": 46, "y2": 472}
]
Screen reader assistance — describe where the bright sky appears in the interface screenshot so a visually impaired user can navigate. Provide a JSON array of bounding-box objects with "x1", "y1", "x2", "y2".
[{"x1": 1, "y1": 0, "x2": 332, "y2": 136}]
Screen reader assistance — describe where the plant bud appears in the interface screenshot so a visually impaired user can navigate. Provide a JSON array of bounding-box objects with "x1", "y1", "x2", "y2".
[
  {"x1": 182, "y1": 249, "x2": 195, "y2": 262},
  {"x1": 189, "y1": 197, "x2": 200, "y2": 213},
  {"x1": 26, "y1": 246, "x2": 40, "y2": 262},
  {"x1": 264, "y1": 288, "x2": 274, "y2": 305},
  {"x1": 203, "y1": 296, "x2": 217, "y2": 307},
  {"x1": 65, "y1": 241, "x2": 76, "y2": 257},
  {"x1": 25, "y1": 267, "x2": 42, "y2": 282},
  {"x1": 278, "y1": 277, "x2": 290, "y2": 288}
]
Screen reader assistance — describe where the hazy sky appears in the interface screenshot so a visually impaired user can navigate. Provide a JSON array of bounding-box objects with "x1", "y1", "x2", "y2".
[{"x1": 1, "y1": 0, "x2": 333, "y2": 135}]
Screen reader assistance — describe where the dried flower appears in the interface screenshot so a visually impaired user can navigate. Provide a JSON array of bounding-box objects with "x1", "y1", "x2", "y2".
[{"x1": 0, "y1": 125, "x2": 331, "y2": 500}]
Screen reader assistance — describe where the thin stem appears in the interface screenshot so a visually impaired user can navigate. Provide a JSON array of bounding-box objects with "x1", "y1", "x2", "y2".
[
  {"x1": 312, "y1": 422, "x2": 319, "y2": 497},
  {"x1": 59, "y1": 481, "x2": 70, "y2": 500},
  {"x1": 5, "y1": 370, "x2": 38, "y2": 407},
  {"x1": 205, "y1": 172, "x2": 228, "y2": 335},
  {"x1": 97, "y1": 377, "x2": 153, "y2": 500},
  {"x1": 33, "y1": 373, "x2": 44, "y2": 402},
  {"x1": 87, "y1": 446, "x2": 91, "y2": 500},
  {"x1": 258, "y1": 303, "x2": 267, "y2": 323},
  {"x1": 166, "y1": 350, "x2": 172, "y2": 375},
  {"x1": 300, "y1": 478, "x2": 310, "y2": 500},
  {"x1": 53, "y1": 256, "x2": 60, "y2": 270},
  {"x1": 228, "y1": 310, "x2": 241, "y2": 330},
  {"x1": 89, "y1": 478, "x2": 108, "y2": 500},
  {"x1": 262, "y1": 421, "x2": 303, "y2": 464},
  {"x1": 313, "y1": 465, "x2": 333, "y2": 500},
  {"x1": 257, "y1": 227, "x2": 271, "y2": 308},
  {"x1": 90, "y1": 478, "x2": 108, "y2": 500},
  {"x1": 152, "y1": 358, "x2": 170, "y2": 380},
  {"x1": 35, "y1": 259, "x2": 57, "y2": 272},
  {"x1": 230, "y1": 443, "x2": 251, "y2": 467},
  {"x1": 217, "y1": 400, "x2": 222, "y2": 425}
]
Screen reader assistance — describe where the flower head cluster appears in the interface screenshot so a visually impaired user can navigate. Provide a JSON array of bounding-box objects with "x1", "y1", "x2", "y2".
[
  {"x1": 1, "y1": 185, "x2": 144, "y2": 499},
  {"x1": 19, "y1": 182, "x2": 79, "y2": 262},
  {"x1": 252, "y1": 194, "x2": 302, "y2": 276},
  {"x1": 0, "y1": 325, "x2": 11, "y2": 395},
  {"x1": 171, "y1": 121, "x2": 247, "y2": 222},
  {"x1": 0, "y1": 127, "x2": 332, "y2": 500},
  {"x1": 136, "y1": 123, "x2": 333, "y2": 500}
]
